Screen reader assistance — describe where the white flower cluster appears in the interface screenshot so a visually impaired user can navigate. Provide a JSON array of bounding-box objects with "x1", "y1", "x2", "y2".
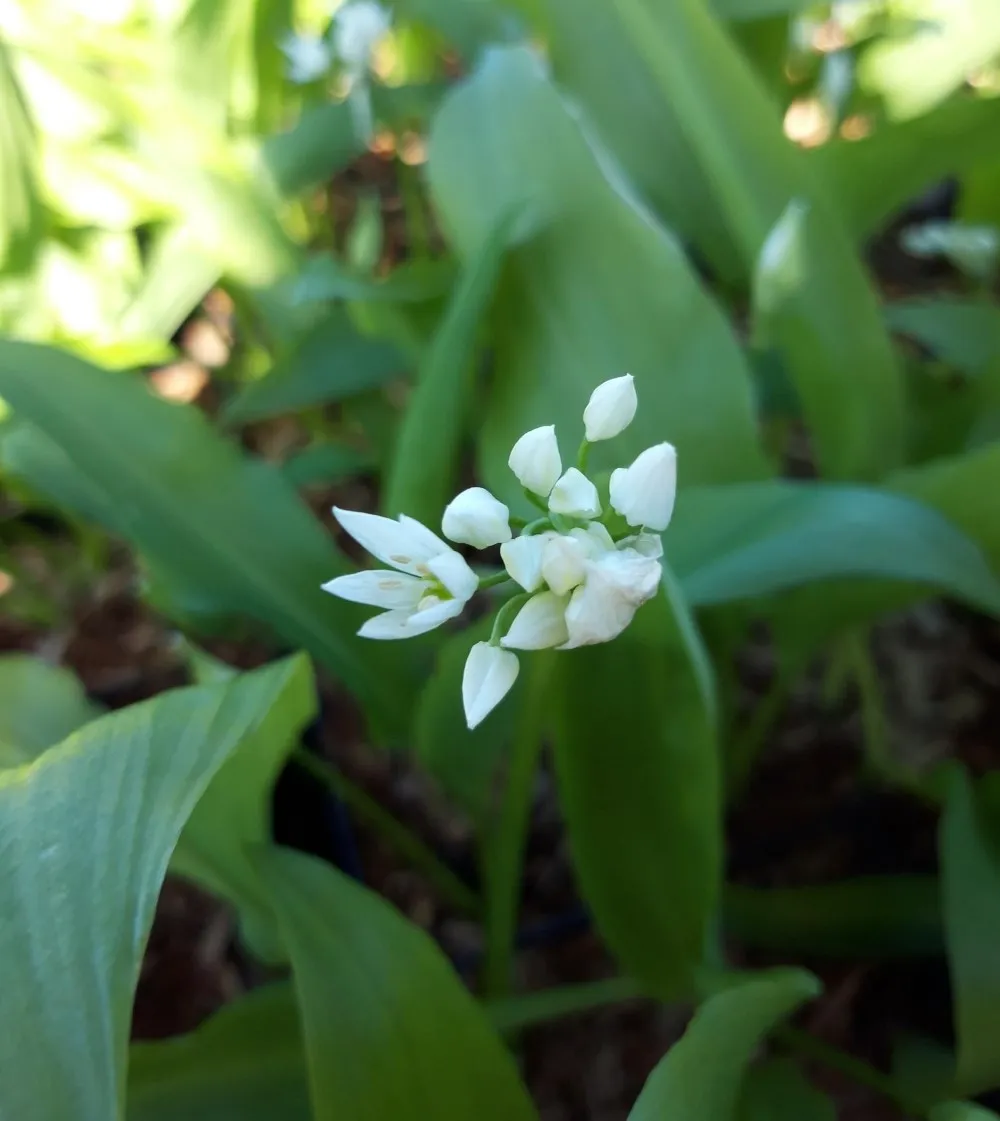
[
  {"x1": 279, "y1": 0, "x2": 390, "y2": 84},
  {"x1": 323, "y1": 375, "x2": 678, "y2": 729}
]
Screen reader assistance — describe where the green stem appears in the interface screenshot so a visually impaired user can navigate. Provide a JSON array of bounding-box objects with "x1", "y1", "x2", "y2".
[
  {"x1": 522, "y1": 516, "x2": 552, "y2": 535},
  {"x1": 775, "y1": 1025, "x2": 922, "y2": 1117},
  {"x1": 577, "y1": 439, "x2": 590, "y2": 472},
  {"x1": 482, "y1": 653, "x2": 553, "y2": 997},
  {"x1": 292, "y1": 749, "x2": 480, "y2": 916},
  {"x1": 479, "y1": 571, "x2": 513, "y2": 590},
  {"x1": 523, "y1": 487, "x2": 549, "y2": 513}
]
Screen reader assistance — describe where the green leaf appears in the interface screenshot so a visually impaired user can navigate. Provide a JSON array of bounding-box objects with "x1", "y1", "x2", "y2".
[
  {"x1": 172, "y1": 653, "x2": 316, "y2": 960},
  {"x1": 262, "y1": 101, "x2": 364, "y2": 197},
  {"x1": 931, "y1": 1104, "x2": 1000, "y2": 1121},
  {"x1": 0, "y1": 341, "x2": 416, "y2": 730},
  {"x1": 0, "y1": 655, "x2": 101, "y2": 765},
  {"x1": 255, "y1": 846, "x2": 540, "y2": 1121},
  {"x1": 857, "y1": 1, "x2": 1000, "y2": 120},
  {"x1": 886, "y1": 298, "x2": 1000, "y2": 377},
  {"x1": 221, "y1": 310, "x2": 406, "y2": 425},
  {"x1": 627, "y1": 969, "x2": 820, "y2": 1120},
  {"x1": 427, "y1": 46, "x2": 768, "y2": 509},
  {"x1": 127, "y1": 984, "x2": 309, "y2": 1121},
  {"x1": 552, "y1": 578, "x2": 719, "y2": 999},
  {"x1": 891, "y1": 1033, "x2": 958, "y2": 1112},
  {"x1": 289, "y1": 255, "x2": 455, "y2": 305},
  {"x1": 940, "y1": 768, "x2": 1000, "y2": 1096},
  {"x1": 414, "y1": 616, "x2": 515, "y2": 822},
  {"x1": 737, "y1": 1058, "x2": 836, "y2": 1121},
  {"x1": 281, "y1": 441, "x2": 376, "y2": 488},
  {"x1": 607, "y1": 0, "x2": 904, "y2": 482},
  {"x1": 0, "y1": 663, "x2": 301, "y2": 1121},
  {"x1": 816, "y1": 95, "x2": 1000, "y2": 242},
  {"x1": 669, "y1": 480, "x2": 1000, "y2": 614},
  {"x1": 0, "y1": 39, "x2": 45, "y2": 276},
  {"x1": 383, "y1": 211, "x2": 513, "y2": 523}
]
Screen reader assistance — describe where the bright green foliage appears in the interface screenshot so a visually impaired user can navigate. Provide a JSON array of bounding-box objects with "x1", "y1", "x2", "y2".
[{"x1": 0, "y1": 654, "x2": 101, "y2": 765}]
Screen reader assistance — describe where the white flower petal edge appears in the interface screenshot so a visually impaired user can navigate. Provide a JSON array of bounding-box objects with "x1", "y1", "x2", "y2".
[
  {"x1": 560, "y1": 549, "x2": 662, "y2": 649},
  {"x1": 333, "y1": 0, "x2": 391, "y2": 72},
  {"x1": 320, "y1": 570, "x2": 422, "y2": 609},
  {"x1": 359, "y1": 597, "x2": 463, "y2": 640},
  {"x1": 333, "y1": 507, "x2": 447, "y2": 575},
  {"x1": 583, "y1": 373, "x2": 637, "y2": 442},
  {"x1": 540, "y1": 534, "x2": 587, "y2": 596},
  {"x1": 279, "y1": 32, "x2": 332, "y2": 83},
  {"x1": 500, "y1": 534, "x2": 549, "y2": 592},
  {"x1": 548, "y1": 467, "x2": 601, "y2": 518},
  {"x1": 501, "y1": 591, "x2": 570, "y2": 650},
  {"x1": 442, "y1": 487, "x2": 512, "y2": 548},
  {"x1": 609, "y1": 442, "x2": 677, "y2": 532},
  {"x1": 508, "y1": 425, "x2": 562, "y2": 497},
  {"x1": 463, "y1": 642, "x2": 520, "y2": 729}
]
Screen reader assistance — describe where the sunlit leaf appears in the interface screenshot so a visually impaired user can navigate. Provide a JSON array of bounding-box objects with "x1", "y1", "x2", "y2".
[
  {"x1": 255, "y1": 846, "x2": 541, "y2": 1121},
  {"x1": 0, "y1": 39, "x2": 45, "y2": 277},
  {"x1": 0, "y1": 664, "x2": 301, "y2": 1121}
]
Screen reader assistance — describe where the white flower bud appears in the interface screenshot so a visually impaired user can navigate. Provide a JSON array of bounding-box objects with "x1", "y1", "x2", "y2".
[
  {"x1": 462, "y1": 642, "x2": 519, "y2": 729},
  {"x1": 540, "y1": 534, "x2": 587, "y2": 596},
  {"x1": 501, "y1": 592, "x2": 569, "y2": 650},
  {"x1": 609, "y1": 442, "x2": 677, "y2": 532},
  {"x1": 500, "y1": 534, "x2": 548, "y2": 592},
  {"x1": 548, "y1": 468, "x2": 601, "y2": 518},
  {"x1": 508, "y1": 425, "x2": 562, "y2": 497},
  {"x1": 583, "y1": 373, "x2": 637, "y2": 442},
  {"x1": 442, "y1": 487, "x2": 512, "y2": 549}
]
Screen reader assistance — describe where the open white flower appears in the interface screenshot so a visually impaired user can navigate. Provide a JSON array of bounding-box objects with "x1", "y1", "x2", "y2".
[
  {"x1": 332, "y1": 0, "x2": 391, "y2": 73},
  {"x1": 322, "y1": 508, "x2": 478, "y2": 638},
  {"x1": 583, "y1": 374, "x2": 637, "y2": 442},
  {"x1": 548, "y1": 467, "x2": 601, "y2": 518},
  {"x1": 509, "y1": 425, "x2": 562, "y2": 497},
  {"x1": 279, "y1": 32, "x2": 332, "y2": 83},
  {"x1": 609, "y1": 442, "x2": 677, "y2": 531},
  {"x1": 462, "y1": 642, "x2": 519, "y2": 729},
  {"x1": 561, "y1": 545, "x2": 662, "y2": 648},
  {"x1": 442, "y1": 487, "x2": 511, "y2": 549}
]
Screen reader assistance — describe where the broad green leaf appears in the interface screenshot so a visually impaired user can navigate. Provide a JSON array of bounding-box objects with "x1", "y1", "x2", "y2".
[
  {"x1": 427, "y1": 47, "x2": 768, "y2": 508},
  {"x1": 713, "y1": 0, "x2": 814, "y2": 16},
  {"x1": 289, "y1": 256, "x2": 455, "y2": 305},
  {"x1": 172, "y1": 653, "x2": 315, "y2": 960},
  {"x1": 858, "y1": 1, "x2": 1000, "y2": 120},
  {"x1": 0, "y1": 655, "x2": 101, "y2": 765},
  {"x1": 0, "y1": 341, "x2": 416, "y2": 729},
  {"x1": 891, "y1": 1033, "x2": 958, "y2": 1112},
  {"x1": 931, "y1": 1105, "x2": 1000, "y2": 1121},
  {"x1": 255, "y1": 846, "x2": 540, "y2": 1121},
  {"x1": 628, "y1": 969, "x2": 820, "y2": 1120},
  {"x1": 0, "y1": 39, "x2": 45, "y2": 276},
  {"x1": 262, "y1": 101, "x2": 363, "y2": 197},
  {"x1": 127, "y1": 984, "x2": 309, "y2": 1121},
  {"x1": 282, "y1": 442, "x2": 376, "y2": 488},
  {"x1": 414, "y1": 616, "x2": 515, "y2": 822},
  {"x1": 383, "y1": 212, "x2": 513, "y2": 523},
  {"x1": 607, "y1": 0, "x2": 904, "y2": 482},
  {"x1": 816, "y1": 95, "x2": 1000, "y2": 241},
  {"x1": 551, "y1": 579, "x2": 719, "y2": 999},
  {"x1": 940, "y1": 768, "x2": 1000, "y2": 1096},
  {"x1": 0, "y1": 664, "x2": 300, "y2": 1121},
  {"x1": 724, "y1": 877, "x2": 942, "y2": 958},
  {"x1": 737, "y1": 1058, "x2": 836, "y2": 1121},
  {"x1": 668, "y1": 480, "x2": 1000, "y2": 614},
  {"x1": 886, "y1": 298, "x2": 1000, "y2": 376},
  {"x1": 221, "y1": 310, "x2": 405, "y2": 425}
]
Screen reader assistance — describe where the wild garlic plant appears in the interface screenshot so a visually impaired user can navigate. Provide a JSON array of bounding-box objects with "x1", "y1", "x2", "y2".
[{"x1": 323, "y1": 375, "x2": 677, "y2": 729}]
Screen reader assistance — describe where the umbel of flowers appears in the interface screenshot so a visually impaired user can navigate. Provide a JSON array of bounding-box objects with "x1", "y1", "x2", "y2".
[{"x1": 323, "y1": 375, "x2": 677, "y2": 729}]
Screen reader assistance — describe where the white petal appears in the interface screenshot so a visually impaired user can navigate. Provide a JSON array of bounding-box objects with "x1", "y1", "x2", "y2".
[
  {"x1": 540, "y1": 534, "x2": 587, "y2": 596},
  {"x1": 617, "y1": 532, "x2": 664, "y2": 559},
  {"x1": 548, "y1": 467, "x2": 601, "y2": 518},
  {"x1": 357, "y1": 597, "x2": 462, "y2": 640},
  {"x1": 501, "y1": 591, "x2": 570, "y2": 650},
  {"x1": 508, "y1": 425, "x2": 562, "y2": 497},
  {"x1": 426, "y1": 550, "x2": 479, "y2": 604},
  {"x1": 321, "y1": 570, "x2": 422, "y2": 608},
  {"x1": 280, "y1": 32, "x2": 332, "y2": 83},
  {"x1": 401, "y1": 596, "x2": 465, "y2": 636},
  {"x1": 559, "y1": 551, "x2": 662, "y2": 649},
  {"x1": 608, "y1": 443, "x2": 677, "y2": 531},
  {"x1": 570, "y1": 522, "x2": 615, "y2": 558},
  {"x1": 583, "y1": 373, "x2": 637, "y2": 442},
  {"x1": 333, "y1": 508, "x2": 445, "y2": 575},
  {"x1": 333, "y1": 0, "x2": 391, "y2": 69},
  {"x1": 442, "y1": 487, "x2": 512, "y2": 548},
  {"x1": 500, "y1": 534, "x2": 549, "y2": 592},
  {"x1": 462, "y1": 642, "x2": 519, "y2": 729}
]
